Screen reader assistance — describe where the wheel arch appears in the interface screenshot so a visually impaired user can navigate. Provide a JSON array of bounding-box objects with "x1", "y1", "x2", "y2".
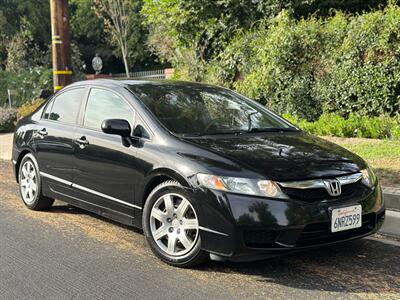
[
  {"x1": 15, "y1": 149, "x2": 34, "y2": 183},
  {"x1": 140, "y1": 168, "x2": 192, "y2": 208}
]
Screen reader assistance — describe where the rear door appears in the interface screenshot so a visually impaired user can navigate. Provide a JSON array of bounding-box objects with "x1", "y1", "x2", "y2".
[
  {"x1": 34, "y1": 87, "x2": 87, "y2": 194},
  {"x1": 72, "y1": 87, "x2": 141, "y2": 216}
]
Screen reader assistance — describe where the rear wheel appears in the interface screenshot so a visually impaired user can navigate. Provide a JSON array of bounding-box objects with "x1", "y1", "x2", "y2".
[
  {"x1": 143, "y1": 180, "x2": 208, "y2": 267},
  {"x1": 18, "y1": 153, "x2": 54, "y2": 210}
]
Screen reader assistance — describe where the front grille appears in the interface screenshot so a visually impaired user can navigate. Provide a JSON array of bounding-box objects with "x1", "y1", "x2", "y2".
[
  {"x1": 281, "y1": 181, "x2": 363, "y2": 202},
  {"x1": 243, "y1": 230, "x2": 278, "y2": 248},
  {"x1": 296, "y1": 213, "x2": 375, "y2": 247},
  {"x1": 243, "y1": 213, "x2": 377, "y2": 249}
]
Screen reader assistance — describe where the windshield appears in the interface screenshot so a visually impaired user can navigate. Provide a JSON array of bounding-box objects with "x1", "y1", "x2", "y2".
[{"x1": 129, "y1": 83, "x2": 296, "y2": 136}]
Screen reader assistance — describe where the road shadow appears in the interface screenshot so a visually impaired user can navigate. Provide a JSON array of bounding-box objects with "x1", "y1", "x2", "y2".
[
  {"x1": 51, "y1": 203, "x2": 400, "y2": 294},
  {"x1": 49, "y1": 202, "x2": 143, "y2": 234},
  {"x1": 3, "y1": 160, "x2": 398, "y2": 295},
  {"x1": 200, "y1": 238, "x2": 400, "y2": 294}
]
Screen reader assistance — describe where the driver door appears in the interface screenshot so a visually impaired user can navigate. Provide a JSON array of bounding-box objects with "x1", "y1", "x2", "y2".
[{"x1": 72, "y1": 87, "x2": 140, "y2": 216}]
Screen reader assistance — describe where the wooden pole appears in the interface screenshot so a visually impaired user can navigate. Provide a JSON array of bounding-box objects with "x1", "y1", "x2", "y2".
[{"x1": 50, "y1": 0, "x2": 72, "y2": 92}]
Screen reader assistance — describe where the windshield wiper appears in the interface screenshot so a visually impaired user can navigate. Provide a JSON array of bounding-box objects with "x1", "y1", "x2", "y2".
[
  {"x1": 181, "y1": 130, "x2": 247, "y2": 137},
  {"x1": 180, "y1": 132, "x2": 205, "y2": 137}
]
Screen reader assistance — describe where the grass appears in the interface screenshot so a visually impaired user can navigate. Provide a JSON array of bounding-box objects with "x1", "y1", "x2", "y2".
[{"x1": 323, "y1": 137, "x2": 400, "y2": 187}]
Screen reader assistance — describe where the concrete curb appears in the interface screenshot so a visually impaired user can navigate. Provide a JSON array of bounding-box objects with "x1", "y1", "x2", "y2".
[
  {"x1": 0, "y1": 133, "x2": 13, "y2": 161},
  {"x1": 379, "y1": 210, "x2": 400, "y2": 238},
  {"x1": 382, "y1": 186, "x2": 400, "y2": 211}
]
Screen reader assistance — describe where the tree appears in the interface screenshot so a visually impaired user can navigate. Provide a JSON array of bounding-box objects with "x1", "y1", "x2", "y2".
[
  {"x1": 142, "y1": 0, "x2": 311, "y2": 80},
  {"x1": 0, "y1": 0, "x2": 50, "y2": 47},
  {"x1": 70, "y1": 0, "x2": 109, "y2": 73},
  {"x1": 142, "y1": 0, "x2": 301, "y2": 61},
  {"x1": 295, "y1": 0, "x2": 387, "y2": 17},
  {"x1": 141, "y1": 0, "x2": 388, "y2": 81},
  {"x1": 93, "y1": 0, "x2": 132, "y2": 77}
]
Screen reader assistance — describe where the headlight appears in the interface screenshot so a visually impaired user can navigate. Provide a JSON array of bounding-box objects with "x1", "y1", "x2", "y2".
[
  {"x1": 197, "y1": 173, "x2": 288, "y2": 199},
  {"x1": 361, "y1": 167, "x2": 377, "y2": 188}
]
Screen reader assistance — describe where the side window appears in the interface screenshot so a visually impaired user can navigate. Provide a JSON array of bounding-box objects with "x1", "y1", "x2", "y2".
[
  {"x1": 46, "y1": 88, "x2": 85, "y2": 124},
  {"x1": 84, "y1": 88, "x2": 134, "y2": 130}
]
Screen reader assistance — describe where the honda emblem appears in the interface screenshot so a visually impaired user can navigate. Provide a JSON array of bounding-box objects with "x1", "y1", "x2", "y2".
[{"x1": 324, "y1": 179, "x2": 342, "y2": 196}]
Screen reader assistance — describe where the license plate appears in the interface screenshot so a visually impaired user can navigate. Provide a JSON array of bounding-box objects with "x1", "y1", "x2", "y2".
[{"x1": 331, "y1": 205, "x2": 362, "y2": 233}]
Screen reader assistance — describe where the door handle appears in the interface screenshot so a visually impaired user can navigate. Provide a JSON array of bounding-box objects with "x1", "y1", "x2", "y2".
[
  {"x1": 37, "y1": 128, "x2": 48, "y2": 138},
  {"x1": 75, "y1": 136, "x2": 89, "y2": 148}
]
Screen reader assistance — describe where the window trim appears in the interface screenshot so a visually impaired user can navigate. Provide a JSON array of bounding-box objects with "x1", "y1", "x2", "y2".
[{"x1": 40, "y1": 87, "x2": 88, "y2": 126}]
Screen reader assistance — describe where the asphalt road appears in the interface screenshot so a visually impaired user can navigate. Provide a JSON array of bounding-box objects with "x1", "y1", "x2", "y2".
[{"x1": 0, "y1": 161, "x2": 399, "y2": 300}]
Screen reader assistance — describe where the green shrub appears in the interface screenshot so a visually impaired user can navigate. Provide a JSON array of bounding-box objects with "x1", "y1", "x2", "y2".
[
  {"x1": 0, "y1": 67, "x2": 52, "y2": 107},
  {"x1": 171, "y1": 5, "x2": 400, "y2": 122},
  {"x1": 284, "y1": 113, "x2": 400, "y2": 139},
  {"x1": 0, "y1": 108, "x2": 17, "y2": 133},
  {"x1": 233, "y1": 6, "x2": 400, "y2": 120},
  {"x1": 315, "y1": 5, "x2": 400, "y2": 117},
  {"x1": 232, "y1": 12, "x2": 330, "y2": 121}
]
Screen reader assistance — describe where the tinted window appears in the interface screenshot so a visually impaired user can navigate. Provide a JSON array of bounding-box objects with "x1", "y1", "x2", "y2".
[
  {"x1": 84, "y1": 88, "x2": 134, "y2": 130},
  {"x1": 129, "y1": 84, "x2": 294, "y2": 135},
  {"x1": 47, "y1": 88, "x2": 85, "y2": 124}
]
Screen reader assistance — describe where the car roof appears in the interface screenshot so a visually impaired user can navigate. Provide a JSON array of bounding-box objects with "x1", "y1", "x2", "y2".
[{"x1": 67, "y1": 79, "x2": 219, "y2": 89}]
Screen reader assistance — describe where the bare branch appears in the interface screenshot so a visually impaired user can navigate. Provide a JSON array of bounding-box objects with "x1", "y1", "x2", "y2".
[{"x1": 92, "y1": 0, "x2": 131, "y2": 77}]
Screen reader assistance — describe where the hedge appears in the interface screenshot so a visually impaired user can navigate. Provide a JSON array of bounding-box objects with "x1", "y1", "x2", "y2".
[
  {"x1": 284, "y1": 113, "x2": 400, "y2": 139},
  {"x1": 188, "y1": 5, "x2": 400, "y2": 121}
]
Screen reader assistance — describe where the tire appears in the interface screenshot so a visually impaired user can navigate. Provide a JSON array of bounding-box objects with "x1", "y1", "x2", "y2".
[
  {"x1": 142, "y1": 180, "x2": 208, "y2": 267},
  {"x1": 18, "y1": 153, "x2": 54, "y2": 211}
]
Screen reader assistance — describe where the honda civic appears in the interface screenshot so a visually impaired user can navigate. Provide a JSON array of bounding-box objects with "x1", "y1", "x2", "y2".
[{"x1": 12, "y1": 80, "x2": 385, "y2": 267}]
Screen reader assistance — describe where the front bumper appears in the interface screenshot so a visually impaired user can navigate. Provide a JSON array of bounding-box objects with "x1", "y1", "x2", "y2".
[{"x1": 192, "y1": 183, "x2": 385, "y2": 261}]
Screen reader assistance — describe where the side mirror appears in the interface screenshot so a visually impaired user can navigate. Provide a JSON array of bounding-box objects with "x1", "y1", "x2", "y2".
[{"x1": 101, "y1": 119, "x2": 131, "y2": 138}]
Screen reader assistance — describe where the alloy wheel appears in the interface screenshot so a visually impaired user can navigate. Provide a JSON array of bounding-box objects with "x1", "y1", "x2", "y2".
[
  {"x1": 150, "y1": 193, "x2": 199, "y2": 256},
  {"x1": 20, "y1": 160, "x2": 38, "y2": 205}
]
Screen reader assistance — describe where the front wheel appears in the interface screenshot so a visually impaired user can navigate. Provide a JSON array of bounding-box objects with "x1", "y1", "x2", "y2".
[
  {"x1": 18, "y1": 153, "x2": 54, "y2": 210},
  {"x1": 142, "y1": 180, "x2": 208, "y2": 267}
]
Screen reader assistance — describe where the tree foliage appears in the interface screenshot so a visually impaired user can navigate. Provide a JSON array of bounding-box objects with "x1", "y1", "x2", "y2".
[
  {"x1": 70, "y1": 0, "x2": 107, "y2": 72},
  {"x1": 143, "y1": 1, "x2": 399, "y2": 120},
  {"x1": 142, "y1": 0, "x2": 387, "y2": 80},
  {"x1": 142, "y1": 0, "x2": 305, "y2": 79},
  {"x1": 0, "y1": 0, "x2": 51, "y2": 69},
  {"x1": 0, "y1": 0, "x2": 396, "y2": 116}
]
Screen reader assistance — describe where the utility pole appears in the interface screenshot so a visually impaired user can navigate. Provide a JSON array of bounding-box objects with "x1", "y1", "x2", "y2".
[{"x1": 50, "y1": 0, "x2": 72, "y2": 92}]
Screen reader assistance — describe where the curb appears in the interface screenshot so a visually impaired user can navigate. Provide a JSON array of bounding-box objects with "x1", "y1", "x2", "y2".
[
  {"x1": 379, "y1": 210, "x2": 400, "y2": 238},
  {"x1": 380, "y1": 187, "x2": 400, "y2": 238},
  {"x1": 383, "y1": 186, "x2": 400, "y2": 211}
]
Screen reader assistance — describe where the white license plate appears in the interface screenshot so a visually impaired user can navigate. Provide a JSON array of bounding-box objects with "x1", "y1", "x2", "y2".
[{"x1": 331, "y1": 205, "x2": 362, "y2": 233}]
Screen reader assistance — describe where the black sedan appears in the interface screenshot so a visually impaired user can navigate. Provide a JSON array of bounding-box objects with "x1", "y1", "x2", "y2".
[{"x1": 12, "y1": 79, "x2": 385, "y2": 267}]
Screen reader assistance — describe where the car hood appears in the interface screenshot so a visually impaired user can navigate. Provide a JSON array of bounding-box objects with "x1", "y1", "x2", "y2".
[{"x1": 182, "y1": 132, "x2": 365, "y2": 181}]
